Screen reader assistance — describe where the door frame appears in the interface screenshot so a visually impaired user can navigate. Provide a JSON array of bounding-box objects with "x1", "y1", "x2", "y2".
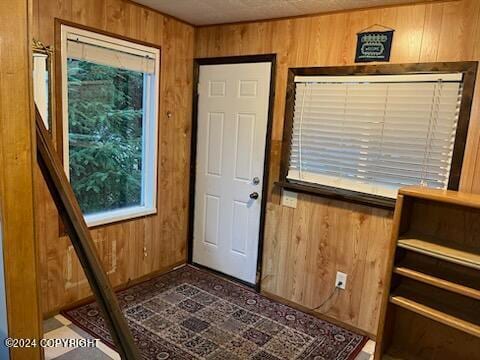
[{"x1": 188, "y1": 54, "x2": 276, "y2": 290}]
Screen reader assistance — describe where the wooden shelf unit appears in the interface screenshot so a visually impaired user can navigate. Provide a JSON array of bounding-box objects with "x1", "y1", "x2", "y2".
[{"x1": 375, "y1": 186, "x2": 480, "y2": 360}]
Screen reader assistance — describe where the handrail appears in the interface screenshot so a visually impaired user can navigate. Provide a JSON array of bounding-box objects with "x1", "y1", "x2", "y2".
[{"x1": 35, "y1": 108, "x2": 141, "y2": 359}]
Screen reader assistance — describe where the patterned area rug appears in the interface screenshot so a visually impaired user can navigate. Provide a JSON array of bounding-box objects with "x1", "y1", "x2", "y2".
[{"x1": 62, "y1": 266, "x2": 367, "y2": 359}]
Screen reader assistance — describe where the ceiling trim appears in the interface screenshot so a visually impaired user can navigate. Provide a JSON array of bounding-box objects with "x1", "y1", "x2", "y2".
[
  {"x1": 124, "y1": 0, "x2": 196, "y2": 27},
  {"x1": 127, "y1": 0, "x2": 458, "y2": 29},
  {"x1": 196, "y1": 0, "x2": 457, "y2": 28}
]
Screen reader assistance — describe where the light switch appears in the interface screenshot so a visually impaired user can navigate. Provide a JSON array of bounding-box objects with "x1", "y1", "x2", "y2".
[{"x1": 281, "y1": 189, "x2": 297, "y2": 208}]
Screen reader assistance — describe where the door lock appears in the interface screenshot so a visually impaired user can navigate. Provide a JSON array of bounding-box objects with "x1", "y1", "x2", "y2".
[
  {"x1": 249, "y1": 192, "x2": 259, "y2": 200},
  {"x1": 252, "y1": 177, "x2": 260, "y2": 185}
]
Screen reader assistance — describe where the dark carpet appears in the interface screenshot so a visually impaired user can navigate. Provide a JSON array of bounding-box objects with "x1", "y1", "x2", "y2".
[{"x1": 62, "y1": 265, "x2": 367, "y2": 359}]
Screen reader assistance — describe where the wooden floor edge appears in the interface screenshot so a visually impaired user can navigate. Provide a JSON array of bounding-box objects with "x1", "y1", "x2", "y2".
[
  {"x1": 260, "y1": 290, "x2": 376, "y2": 340},
  {"x1": 43, "y1": 260, "x2": 187, "y2": 319}
]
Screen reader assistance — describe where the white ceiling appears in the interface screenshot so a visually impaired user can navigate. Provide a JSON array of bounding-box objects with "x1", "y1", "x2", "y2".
[{"x1": 133, "y1": 0, "x2": 438, "y2": 26}]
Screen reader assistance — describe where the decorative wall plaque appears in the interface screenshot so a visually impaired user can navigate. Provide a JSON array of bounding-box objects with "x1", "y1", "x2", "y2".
[{"x1": 355, "y1": 30, "x2": 394, "y2": 63}]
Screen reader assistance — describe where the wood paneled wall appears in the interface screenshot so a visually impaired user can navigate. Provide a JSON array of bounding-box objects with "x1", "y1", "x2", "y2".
[
  {"x1": 35, "y1": 0, "x2": 480, "y2": 338},
  {"x1": 33, "y1": 0, "x2": 194, "y2": 315},
  {"x1": 0, "y1": 0, "x2": 43, "y2": 357},
  {"x1": 195, "y1": 0, "x2": 480, "y2": 336}
]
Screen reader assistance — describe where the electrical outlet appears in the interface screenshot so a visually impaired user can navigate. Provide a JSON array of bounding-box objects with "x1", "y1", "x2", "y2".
[
  {"x1": 281, "y1": 190, "x2": 297, "y2": 208},
  {"x1": 335, "y1": 271, "x2": 347, "y2": 290}
]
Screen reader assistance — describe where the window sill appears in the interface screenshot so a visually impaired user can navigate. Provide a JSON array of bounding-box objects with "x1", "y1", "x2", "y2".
[
  {"x1": 275, "y1": 180, "x2": 396, "y2": 209},
  {"x1": 85, "y1": 206, "x2": 157, "y2": 228}
]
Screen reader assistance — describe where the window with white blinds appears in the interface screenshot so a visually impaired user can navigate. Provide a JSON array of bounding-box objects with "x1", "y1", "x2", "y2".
[{"x1": 287, "y1": 73, "x2": 464, "y2": 199}]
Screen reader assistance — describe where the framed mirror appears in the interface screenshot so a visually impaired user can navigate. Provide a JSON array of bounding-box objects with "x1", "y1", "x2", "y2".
[{"x1": 32, "y1": 39, "x2": 54, "y2": 132}]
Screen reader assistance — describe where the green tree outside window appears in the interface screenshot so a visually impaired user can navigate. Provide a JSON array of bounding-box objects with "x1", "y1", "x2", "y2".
[{"x1": 67, "y1": 59, "x2": 144, "y2": 215}]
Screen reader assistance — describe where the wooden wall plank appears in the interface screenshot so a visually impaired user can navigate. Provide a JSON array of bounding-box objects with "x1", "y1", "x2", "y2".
[
  {"x1": 419, "y1": 3, "x2": 444, "y2": 62},
  {"x1": 261, "y1": 196, "x2": 392, "y2": 335},
  {"x1": 72, "y1": 0, "x2": 106, "y2": 29},
  {"x1": 195, "y1": 0, "x2": 480, "y2": 336},
  {"x1": 0, "y1": 0, "x2": 43, "y2": 357},
  {"x1": 34, "y1": 0, "x2": 194, "y2": 315},
  {"x1": 357, "y1": 207, "x2": 392, "y2": 332},
  {"x1": 105, "y1": 0, "x2": 130, "y2": 36},
  {"x1": 38, "y1": 0, "x2": 72, "y2": 44},
  {"x1": 436, "y1": 1, "x2": 480, "y2": 62},
  {"x1": 462, "y1": 16, "x2": 480, "y2": 193}
]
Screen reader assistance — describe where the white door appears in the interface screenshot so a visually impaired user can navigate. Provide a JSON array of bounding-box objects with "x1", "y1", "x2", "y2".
[{"x1": 193, "y1": 62, "x2": 272, "y2": 284}]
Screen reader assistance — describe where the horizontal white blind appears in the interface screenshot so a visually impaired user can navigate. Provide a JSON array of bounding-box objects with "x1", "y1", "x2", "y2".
[
  {"x1": 288, "y1": 73, "x2": 464, "y2": 198},
  {"x1": 67, "y1": 34, "x2": 156, "y2": 74}
]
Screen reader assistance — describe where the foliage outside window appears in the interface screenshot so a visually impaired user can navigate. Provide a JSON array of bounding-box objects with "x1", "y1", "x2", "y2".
[
  {"x1": 61, "y1": 25, "x2": 159, "y2": 226},
  {"x1": 68, "y1": 61, "x2": 143, "y2": 214}
]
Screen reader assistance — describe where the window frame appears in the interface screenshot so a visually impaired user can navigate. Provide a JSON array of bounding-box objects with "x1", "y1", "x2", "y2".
[
  {"x1": 59, "y1": 23, "x2": 161, "y2": 227},
  {"x1": 278, "y1": 62, "x2": 478, "y2": 208}
]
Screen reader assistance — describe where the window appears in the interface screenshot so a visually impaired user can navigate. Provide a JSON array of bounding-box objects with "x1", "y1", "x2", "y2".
[
  {"x1": 33, "y1": 51, "x2": 50, "y2": 129},
  {"x1": 281, "y1": 63, "x2": 477, "y2": 206},
  {"x1": 61, "y1": 25, "x2": 160, "y2": 226}
]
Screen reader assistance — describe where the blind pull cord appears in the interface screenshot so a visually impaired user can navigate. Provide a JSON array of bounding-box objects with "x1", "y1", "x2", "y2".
[
  {"x1": 375, "y1": 84, "x2": 389, "y2": 184},
  {"x1": 341, "y1": 85, "x2": 349, "y2": 183},
  {"x1": 421, "y1": 80, "x2": 442, "y2": 186}
]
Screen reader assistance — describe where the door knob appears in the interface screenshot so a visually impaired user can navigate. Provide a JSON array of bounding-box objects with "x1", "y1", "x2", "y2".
[{"x1": 250, "y1": 192, "x2": 259, "y2": 200}]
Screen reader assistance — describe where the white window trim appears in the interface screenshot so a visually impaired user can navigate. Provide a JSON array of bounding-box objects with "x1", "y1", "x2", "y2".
[
  {"x1": 60, "y1": 25, "x2": 160, "y2": 227},
  {"x1": 33, "y1": 53, "x2": 50, "y2": 129}
]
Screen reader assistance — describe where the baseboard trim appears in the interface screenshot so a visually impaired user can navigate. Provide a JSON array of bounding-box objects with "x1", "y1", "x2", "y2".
[
  {"x1": 260, "y1": 290, "x2": 376, "y2": 340},
  {"x1": 43, "y1": 260, "x2": 186, "y2": 319}
]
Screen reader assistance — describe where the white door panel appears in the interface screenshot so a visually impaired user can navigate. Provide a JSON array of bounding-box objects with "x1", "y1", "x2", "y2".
[{"x1": 193, "y1": 62, "x2": 271, "y2": 284}]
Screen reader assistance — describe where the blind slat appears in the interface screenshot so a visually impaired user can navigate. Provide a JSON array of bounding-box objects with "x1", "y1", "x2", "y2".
[
  {"x1": 290, "y1": 150, "x2": 452, "y2": 166},
  {"x1": 290, "y1": 154, "x2": 450, "y2": 175}
]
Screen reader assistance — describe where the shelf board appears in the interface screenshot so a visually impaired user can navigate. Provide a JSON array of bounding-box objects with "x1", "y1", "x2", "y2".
[
  {"x1": 397, "y1": 236, "x2": 480, "y2": 270},
  {"x1": 393, "y1": 266, "x2": 480, "y2": 300},
  {"x1": 390, "y1": 295, "x2": 480, "y2": 338},
  {"x1": 389, "y1": 285, "x2": 480, "y2": 338},
  {"x1": 399, "y1": 186, "x2": 480, "y2": 210}
]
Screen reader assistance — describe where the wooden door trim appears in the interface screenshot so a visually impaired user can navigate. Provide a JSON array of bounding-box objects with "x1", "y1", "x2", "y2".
[{"x1": 188, "y1": 54, "x2": 277, "y2": 291}]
